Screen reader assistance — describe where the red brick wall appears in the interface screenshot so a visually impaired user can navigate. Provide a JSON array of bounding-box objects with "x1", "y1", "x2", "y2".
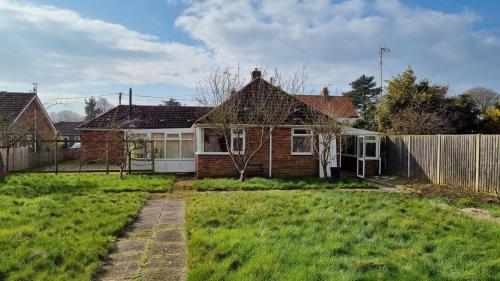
[
  {"x1": 80, "y1": 130, "x2": 125, "y2": 163},
  {"x1": 15, "y1": 100, "x2": 56, "y2": 151},
  {"x1": 196, "y1": 127, "x2": 320, "y2": 178},
  {"x1": 341, "y1": 156, "x2": 379, "y2": 177}
]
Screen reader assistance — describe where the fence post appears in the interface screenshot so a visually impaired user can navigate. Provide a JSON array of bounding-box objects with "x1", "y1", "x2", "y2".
[
  {"x1": 54, "y1": 141, "x2": 58, "y2": 175},
  {"x1": 475, "y1": 134, "x2": 481, "y2": 191},
  {"x1": 437, "y1": 134, "x2": 441, "y2": 185},
  {"x1": 407, "y1": 135, "x2": 411, "y2": 178},
  {"x1": 151, "y1": 140, "x2": 155, "y2": 173}
]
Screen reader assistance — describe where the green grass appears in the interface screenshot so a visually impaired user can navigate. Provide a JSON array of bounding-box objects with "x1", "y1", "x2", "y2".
[
  {"x1": 0, "y1": 173, "x2": 175, "y2": 281},
  {"x1": 194, "y1": 177, "x2": 373, "y2": 191},
  {"x1": 187, "y1": 191, "x2": 500, "y2": 281},
  {"x1": 0, "y1": 173, "x2": 175, "y2": 196}
]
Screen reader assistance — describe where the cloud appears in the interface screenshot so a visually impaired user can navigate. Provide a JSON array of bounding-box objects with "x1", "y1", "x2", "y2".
[
  {"x1": 176, "y1": 0, "x2": 500, "y2": 93},
  {"x1": 0, "y1": 0, "x2": 499, "y2": 99},
  {"x1": 0, "y1": 0, "x2": 213, "y2": 90}
]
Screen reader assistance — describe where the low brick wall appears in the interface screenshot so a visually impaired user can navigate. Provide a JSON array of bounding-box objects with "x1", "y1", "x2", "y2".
[{"x1": 196, "y1": 127, "x2": 320, "y2": 178}]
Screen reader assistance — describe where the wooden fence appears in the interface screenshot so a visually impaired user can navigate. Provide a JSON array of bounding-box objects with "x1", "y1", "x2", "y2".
[
  {"x1": 0, "y1": 147, "x2": 76, "y2": 172},
  {"x1": 385, "y1": 134, "x2": 499, "y2": 194}
]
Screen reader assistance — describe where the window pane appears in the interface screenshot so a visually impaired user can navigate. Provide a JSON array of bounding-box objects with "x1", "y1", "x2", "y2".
[
  {"x1": 153, "y1": 140, "x2": 164, "y2": 159},
  {"x1": 203, "y1": 129, "x2": 228, "y2": 152},
  {"x1": 181, "y1": 140, "x2": 194, "y2": 158},
  {"x1": 342, "y1": 136, "x2": 356, "y2": 155},
  {"x1": 166, "y1": 140, "x2": 180, "y2": 158},
  {"x1": 131, "y1": 141, "x2": 147, "y2": 158},
  {"x1": 232, "y1": 136, "x2": 244, "y2": 152},
  {"x1": 365, "y1": 136, "x2": 376, "y2": 141},
  {"x1": 151, "y1": 133, "x2": 164, "y2": 140},
  {"x1": 366, "y1": 142, "x2": 376, "y2": 158},
  {"x1": 292, "y1": 136, "x2": 311, "y2": 153},
  {"x1": 167, "y1": 133, "x2": 179, "y2": 139},
  {"x1": 130, "y1": 133, "x2": 147, "y2": 140},
  {"x1": 181, "y1": 133, "x2": 194, "y2": 139},
  {"x1": 294, "y1": 129, "x2": 309, "y2": 135}
]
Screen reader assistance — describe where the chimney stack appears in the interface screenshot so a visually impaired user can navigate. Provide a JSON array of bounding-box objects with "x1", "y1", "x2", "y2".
[
  {"x1": 322, "y1": 87, "x2": 329, "y2": 97},
  {"x1": 251, "y1": 68, "x2": 261, "y2": 79}
]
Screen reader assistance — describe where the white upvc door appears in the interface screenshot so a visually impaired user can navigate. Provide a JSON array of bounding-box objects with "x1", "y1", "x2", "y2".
[
  {"x1": 318, "y1": 135, "x2": 337, "y2": 178},
  {"x1": 356, "y1": 136, "x2": 365, "y2": 178}
]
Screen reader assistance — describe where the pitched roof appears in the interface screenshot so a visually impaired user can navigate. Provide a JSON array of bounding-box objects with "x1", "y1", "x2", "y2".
[
  {"x1": 54, "y1": 122, "x2": 83, "y2": 136},
  {"x1": 79, "y1": 105, "x2": 211, "y2": 130},
  {"x1": 197, "y1": 77, "x2": 326, "y2": 125},
  {"x1": 0, "y1": 92, "x2": 37, "y2": 122},
  {"x1": 294, "y1": 95, "x2": 358, "y2": 118}
]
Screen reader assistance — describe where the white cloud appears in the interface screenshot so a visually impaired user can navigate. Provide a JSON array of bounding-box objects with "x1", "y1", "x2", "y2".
[
  {"x1": 176, "y1": 0, "x2": 500, "y2": 93},
  {"x1": 0, "y1": 0, "x2": 213, "y2": 90},
  {"x1": 0, "y1": 0, "x2": 499, "y2": 99}
]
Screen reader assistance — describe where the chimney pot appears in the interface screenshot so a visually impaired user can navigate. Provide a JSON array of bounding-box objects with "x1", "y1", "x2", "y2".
[
  {"x1": 322, "y1": 87, "x2": 329, "y2": 97},
  {"x1": 251, "y1": 68, "x2": 261, "y2": 79}
]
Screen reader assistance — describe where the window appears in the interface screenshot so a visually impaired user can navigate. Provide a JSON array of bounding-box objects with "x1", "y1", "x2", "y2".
[
  {"x1": 203, "y1": 129, "x2": 228, "y2": 153},
  {"x1": 166, "y1": 133, "x2": 180, "y2": 159},
  {"x1": 151, "y1": 133, "x2": 165, "y2": 159},
  {"x1": 181, "y1": 133, "x2": 194, "y2": 158},
  {"x1": 130, "y1": 133, "x2": 148, "y2": 159},
  {"x1": 231, "y1": 129, "x2": 245, "y2": 154},
  {"x1": 364, "y1": 135, "x2": 378, "y2": 159},
  {"x1": 291, "y1": 128, "x2": 311, "y2": 154},
  {"x1": 342, "y1": 135, "x2": 356, "y2": 155}
]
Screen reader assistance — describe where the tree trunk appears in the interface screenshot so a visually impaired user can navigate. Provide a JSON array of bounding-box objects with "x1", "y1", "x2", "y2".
[
  {"x1": 322, "y1": 163, "x2": 329, "y2": 179},
  {"x1": 239, "y1": 170, "x2": 246, "y2": 182},
  {"x1": 0, "y1": 152, "x2": 5, "y2": 182}
]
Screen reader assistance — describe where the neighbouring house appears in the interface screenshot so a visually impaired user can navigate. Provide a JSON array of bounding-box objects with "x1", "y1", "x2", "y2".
[
  {"x1": 54, "y1": 121, "x2": 83, "y2": 148},
  {"x1": 78, "y1": 69, "x2": 382, "y2": 178},
  {"x1": 0, "y1": 91, "x2": 56, "y2": 151}
]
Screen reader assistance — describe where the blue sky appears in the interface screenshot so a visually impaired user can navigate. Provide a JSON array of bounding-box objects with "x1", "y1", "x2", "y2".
[{"x1": 1, "y1": 0, "x2": 499, "y2": 116}]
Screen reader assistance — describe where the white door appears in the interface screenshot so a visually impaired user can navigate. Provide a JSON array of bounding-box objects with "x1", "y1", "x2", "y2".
[{"x1": 356, "y1": 136, "x2": 365, "y2": 178}]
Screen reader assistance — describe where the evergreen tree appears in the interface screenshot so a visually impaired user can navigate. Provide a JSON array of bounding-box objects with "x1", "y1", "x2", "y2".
[
  {"x1": 343, "y1": 75, "x2": 381, "y2": 130},
  {"x1": 160, "y1": 98, "x2": 181, "y2": 106},
  {"x1": 84, "y1": 97, "x2": 103, "y2": 121}
]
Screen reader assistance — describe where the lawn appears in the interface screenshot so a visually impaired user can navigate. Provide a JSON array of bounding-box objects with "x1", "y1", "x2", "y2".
[
  {"x1": 0, "y1": 173, "x2": 175, "y2": 281},
  {"x1": 186, "y1": 190, "x2": 500, "y2": 281},
  {"x1": 0, "y1": 173, "x2": 175, "y2": 196},
  {"x1": 194, "y1": 177, "x2": 373, "y2": 191}
]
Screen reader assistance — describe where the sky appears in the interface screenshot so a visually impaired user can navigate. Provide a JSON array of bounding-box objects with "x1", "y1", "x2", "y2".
[{"x1": 1, "y1": 0, "x2": 499, "y2": 115}]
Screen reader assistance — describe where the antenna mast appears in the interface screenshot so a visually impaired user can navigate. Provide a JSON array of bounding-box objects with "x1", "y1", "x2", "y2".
[
  {"x1": 379, "y1": 45, "x2": 390, "y2": 92},
  {"x1": 32, "y1": 82, "x2": 38, "y2": 94}
]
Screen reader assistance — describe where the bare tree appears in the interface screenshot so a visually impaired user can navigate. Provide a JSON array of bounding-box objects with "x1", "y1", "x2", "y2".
[
  {"x1": 388, "y1": 104, "x2": 450, "y2": 135},
  {"x1": 50, "y1": 110, "x2": 84, "y2": 122},
  {"x1": 196, "y1": 66, "x2": 308, "y2": 181},
  {"x1": 464, "y1": 87, "x2": 500, "y2": 112},
  {"x1": 303, "y1": 93, "x2": 343, "y2": 178}
]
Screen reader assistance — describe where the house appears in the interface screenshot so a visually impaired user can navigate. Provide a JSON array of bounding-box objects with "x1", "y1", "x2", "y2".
[
  {"x1": 0, "y1": 91, "x2": 56, "y2": 151},
  {"x1": 79, "y1": 69, "x2": 381, "y2": 178},
  {"x1": 54, "y1": 121, "x2": 83, "y2": 147}
]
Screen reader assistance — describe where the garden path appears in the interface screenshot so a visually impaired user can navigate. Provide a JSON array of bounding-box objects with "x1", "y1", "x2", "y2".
[{"x1": 97, "y1": 194, "x2": 187, "y2": 281}]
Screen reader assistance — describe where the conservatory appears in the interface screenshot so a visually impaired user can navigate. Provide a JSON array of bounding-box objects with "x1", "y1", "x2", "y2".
[{"x1": 340, "y1": 127, "x2": 382, "y2": 178}]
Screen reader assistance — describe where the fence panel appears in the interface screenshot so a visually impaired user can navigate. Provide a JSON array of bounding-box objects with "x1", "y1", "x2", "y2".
[
  {"x1": 385, "y1": 134, "x2": 499, "y2": 194},
  {"x1": 386, "y1": 135, "x2": 408, "y2": 177},
  {"x1": 439, "y1": 135, "x2": 476, "y2": 190},
  {"x1": 479, "y1": 135, "x2": 500, "y2": 193}
]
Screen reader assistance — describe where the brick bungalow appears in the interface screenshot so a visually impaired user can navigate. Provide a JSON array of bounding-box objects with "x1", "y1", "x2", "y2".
[
  {"x1": 79, "y1": 70, "x2": 382, "y2": 178},
  {"x1": 0, "y1": 91, "x2": 57, "y2": 151}
]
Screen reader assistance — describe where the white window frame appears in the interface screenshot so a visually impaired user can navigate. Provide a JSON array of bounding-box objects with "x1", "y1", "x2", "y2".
[
  {"x1": 230, "y1": 129, "x2": 245, "y2": 154},
  {"x1": 341, "y1": 135, "x2": 357, "y2": 157},
  {"x1": 363, "y1": 135, "x2": 379, "y2": 160},
  {"x1": 291, "y1": 128, "x2": 312, "y2": 155}
]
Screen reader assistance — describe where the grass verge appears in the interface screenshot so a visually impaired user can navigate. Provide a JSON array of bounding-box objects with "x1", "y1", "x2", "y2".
[
  {"x1": 0, "y1": 173, "x2": 174, "y2": 280},
  {"x1": 0, "y1": 173, "x2": 175, "y2": 196},
  {"x1": 194, "y1": 177, "x2": 373, "y2": 191},
  {"x1": 187, "y1": 190, "x2": 500, "y2": 281}
]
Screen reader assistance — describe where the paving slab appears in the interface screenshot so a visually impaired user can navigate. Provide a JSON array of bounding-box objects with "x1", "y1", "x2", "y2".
[{"x1": 96, "y1": 197, "x2": 187, "y2": 281}]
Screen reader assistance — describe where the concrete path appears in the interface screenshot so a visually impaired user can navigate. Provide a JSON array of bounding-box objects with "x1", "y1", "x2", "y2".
[{"x1": 97, "y1": 196, "x2": 187, "y2": 281}]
